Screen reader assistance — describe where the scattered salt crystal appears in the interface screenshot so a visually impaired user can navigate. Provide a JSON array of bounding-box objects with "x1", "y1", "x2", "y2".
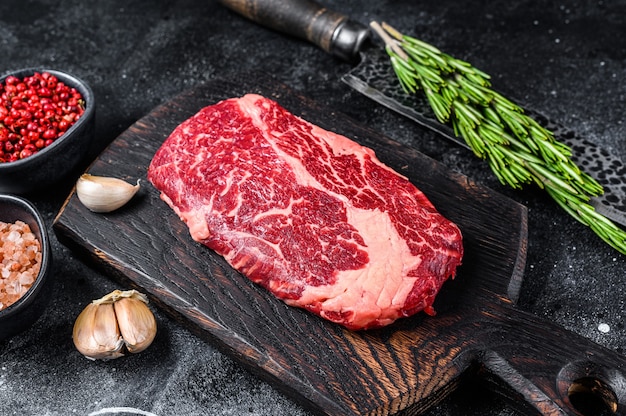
[{"x1": 598, "y1": 323, "x2": 610, "y2": 333}]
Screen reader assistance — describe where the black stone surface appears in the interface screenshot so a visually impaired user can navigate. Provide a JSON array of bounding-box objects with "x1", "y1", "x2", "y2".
[{"x1": 0, "y1": 1, "x2": 624, "y2": 415}]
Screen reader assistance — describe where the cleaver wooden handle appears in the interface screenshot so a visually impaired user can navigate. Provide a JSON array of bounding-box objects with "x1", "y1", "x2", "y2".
[{"x1": 218, "y1": 0, "x2": 369, "y2": 61}]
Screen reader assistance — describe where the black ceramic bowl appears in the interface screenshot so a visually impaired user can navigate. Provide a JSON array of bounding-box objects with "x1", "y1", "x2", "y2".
[
  {"x1": 0, "y1": 68, "x2": 95, "y2": 194},
  {"x1": 0, "y1": 194, "x2": 53, "y2": 341}
]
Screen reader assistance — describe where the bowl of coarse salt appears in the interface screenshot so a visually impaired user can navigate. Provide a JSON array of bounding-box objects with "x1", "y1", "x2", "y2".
[{"x1": 0, "y1": 193, "x2": 52, "y2": 341}]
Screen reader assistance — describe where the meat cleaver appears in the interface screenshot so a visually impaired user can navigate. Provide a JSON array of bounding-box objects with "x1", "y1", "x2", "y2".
[{"x1": 218, "y1": 0, "x2": 626, "y2": 228}]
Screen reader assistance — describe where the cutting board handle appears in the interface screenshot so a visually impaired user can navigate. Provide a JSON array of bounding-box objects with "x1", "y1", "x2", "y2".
[
  {"x1": 475, "y1": 303, "x2": 626, "y2": 415},
  {"x1": 218, "y1": 0, "x2": 369, "y2": 61}
]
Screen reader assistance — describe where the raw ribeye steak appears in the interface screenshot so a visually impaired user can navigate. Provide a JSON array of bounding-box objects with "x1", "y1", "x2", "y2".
[{"x1": 148, "y1": 94, "x2": 463, "y2": 330}]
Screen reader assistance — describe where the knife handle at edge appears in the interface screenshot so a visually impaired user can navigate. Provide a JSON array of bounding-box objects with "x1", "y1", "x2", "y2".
[{"x1": 218, "y1": 0, "x2": 369, "y2": 61}]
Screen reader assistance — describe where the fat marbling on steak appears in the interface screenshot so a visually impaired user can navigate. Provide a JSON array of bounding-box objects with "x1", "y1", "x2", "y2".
[{"x1": 148, "y1": 94, "x2": 463, "y2": 330}]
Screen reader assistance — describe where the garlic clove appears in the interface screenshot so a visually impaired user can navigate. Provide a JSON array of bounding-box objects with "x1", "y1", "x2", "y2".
[
  {"x1": 114, "y1": 296, "x2": 157, "y2": 354},
  {"x1": 73, "y1": 289, "x2": 157, "y2": 360},
  {"x1": 73, "y1": 302, "x2": 125, "y2": 361},
  {"x1": 76, "y1": 174, "x2": 140, "y2": 213}
]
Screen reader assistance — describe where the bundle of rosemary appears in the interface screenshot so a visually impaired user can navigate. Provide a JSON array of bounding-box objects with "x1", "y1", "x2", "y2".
[{"x1": 370, "y1": 22, "x2": 626, "y2": 255}]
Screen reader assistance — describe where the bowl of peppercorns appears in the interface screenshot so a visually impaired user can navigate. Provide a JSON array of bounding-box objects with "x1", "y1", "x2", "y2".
[
  {"x1": 0, "y1": 68, "x2": 95, "y2": 194},
  {"x1": 0, "y1": 193, "x2": 53, "y2": 341}
]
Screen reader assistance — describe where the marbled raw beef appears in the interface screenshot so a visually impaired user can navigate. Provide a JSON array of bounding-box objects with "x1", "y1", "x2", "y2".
[{"x1": 148, "y1": 94, "x2": 463, "y2": 330}]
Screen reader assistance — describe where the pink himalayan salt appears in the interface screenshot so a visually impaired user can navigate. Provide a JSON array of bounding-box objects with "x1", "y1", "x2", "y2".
[{"x1": 0, "y1": 220, "x2": 42, "y2": 311}]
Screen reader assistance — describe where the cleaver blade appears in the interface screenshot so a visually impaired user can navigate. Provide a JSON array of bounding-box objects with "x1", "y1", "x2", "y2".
[{"x1": 218, "y1": 0, "x2": 626, "y2": 227}]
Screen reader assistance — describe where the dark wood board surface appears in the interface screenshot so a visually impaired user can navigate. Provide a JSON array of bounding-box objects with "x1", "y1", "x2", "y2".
[{"x1": 53, "y1": 73, "x2": 626, "y2": 415}]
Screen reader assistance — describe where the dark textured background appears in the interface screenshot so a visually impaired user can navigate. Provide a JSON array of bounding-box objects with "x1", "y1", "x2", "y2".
[{"x1": 0, "y1": 0, "x2": 624, "y2": 415}]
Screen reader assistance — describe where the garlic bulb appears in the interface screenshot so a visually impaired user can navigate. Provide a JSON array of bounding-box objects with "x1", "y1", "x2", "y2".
[
  {"x1": 76, "y1": 174, "x2": 140, "y2": 213},
  {"x1": 73, "y1": 289, "x2": 157, "y2": 360}
]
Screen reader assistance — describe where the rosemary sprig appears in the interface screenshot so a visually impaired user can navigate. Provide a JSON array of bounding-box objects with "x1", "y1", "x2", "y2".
[{"x1": 370, "y1": 22, "x2": 626, "y2": 255}]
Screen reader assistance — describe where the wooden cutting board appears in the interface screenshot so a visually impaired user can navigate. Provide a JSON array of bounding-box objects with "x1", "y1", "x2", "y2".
[{"x1": 53, "y1": 73, "x2": 626, "y2": 416}]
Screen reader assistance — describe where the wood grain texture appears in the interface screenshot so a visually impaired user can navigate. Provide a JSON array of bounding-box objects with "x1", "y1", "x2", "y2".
[{"x1": 53, "y1": 73, "x2": 626, "y2": 415}]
